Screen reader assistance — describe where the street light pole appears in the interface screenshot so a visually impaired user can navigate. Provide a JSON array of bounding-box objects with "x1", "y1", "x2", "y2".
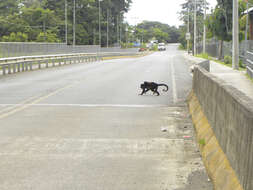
[{"x1": 232, "y1": 0, "x2": 239, "y2": 70}]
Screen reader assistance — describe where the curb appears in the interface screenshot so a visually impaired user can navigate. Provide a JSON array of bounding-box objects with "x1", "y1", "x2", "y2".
[
  {"x1": 188, "y1": 91, "x2": 243, "y2": 190},
  {"x1": 101, "y1": 52, "x2": 153, "y2": 61}
]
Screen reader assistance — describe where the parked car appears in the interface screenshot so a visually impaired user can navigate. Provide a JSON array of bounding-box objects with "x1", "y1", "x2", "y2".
[
  {"x1": 138, "y1": 47, "x2": 147, "y2": 52},
  {"x1": 158, "y1": 43, "x2": 166, "y2": 51}
]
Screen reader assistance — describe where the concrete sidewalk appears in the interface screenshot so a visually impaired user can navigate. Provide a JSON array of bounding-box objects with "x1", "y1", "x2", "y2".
[
  {"x1": 184, "y1": 53, "x2": 253, "y2": 99},
  {"x1": 210, "y1": 61, "x2": 253, "y2": 98}
]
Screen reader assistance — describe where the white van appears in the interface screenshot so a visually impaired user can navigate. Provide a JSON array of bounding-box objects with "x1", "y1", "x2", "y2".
[{"x1": 158, "y1": 43, "x2": 166, "y2": 51}]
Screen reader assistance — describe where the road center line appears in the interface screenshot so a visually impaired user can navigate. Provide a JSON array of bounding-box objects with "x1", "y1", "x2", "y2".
[{"x1": 0, "y1": 83, "x2": 76, "y2": 119}]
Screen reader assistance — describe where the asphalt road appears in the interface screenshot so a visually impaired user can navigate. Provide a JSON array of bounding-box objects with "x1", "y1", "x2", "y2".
[{"x1": 0, "y1": 44, "x2": 212, "y2": 190}]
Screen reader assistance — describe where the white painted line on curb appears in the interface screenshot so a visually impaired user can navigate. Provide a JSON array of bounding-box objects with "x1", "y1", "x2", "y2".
[{"x1": 171, "y1": 58, "x2": 178, "y2": 103}]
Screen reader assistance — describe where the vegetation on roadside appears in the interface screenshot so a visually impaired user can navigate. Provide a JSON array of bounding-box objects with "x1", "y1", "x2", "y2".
[
  {"x1": 0, "y1": 0, "x2": 133, "y2": 46},
  {"x1": 199, "y1": 139, "x2": 206, "y2": 146},
  {"x1": 196, "y1": 53, "x2": 246, "y2": 71},
  {"x1": 178, "y1": 0, "x2": 253, "y2": 60},
  {"x1": 0, "y1": 1, "x2": 181, "y2": 47},
  {"x1": 246, "y1": 73, "x2": 253, "y2": 83}
]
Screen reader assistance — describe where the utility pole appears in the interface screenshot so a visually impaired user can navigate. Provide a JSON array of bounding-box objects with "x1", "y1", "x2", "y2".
[
  {"x1": 119, "y1": 13, "x2": 122, "y2": 47},
  {"x1": 117, "y1": 15, "x2": 119, "y2": 46},
  {"x1": 107, "y1": 9, "x2": 109, "y2": 48},
  {"x1": 203, "y1": 0, "x2": 206, "y2": 53},
  {"x1": 244, "y1": 0, "x2": 249, "y2": 63},
  {"x1": 65, "y1": 0, "x2": 68, "y2": 44},
  {"x1": 99, "y1": 0, "x2": 103, "y2": 50},
  {"x1": 232, "y1": 0, "x2": 239, "y2": 69},
  {"x1": 43, "y1": 20, "x2": 46, "y2": 42},
  {"x1": 73, "y1": 0, "x2": 76, "y2": 46},
  {"x1": 194, "y1": 0, "x2": 197, "y2": 55},
  {"x1": 187, "y1": 2, "x2": 190, "y2": 54}
]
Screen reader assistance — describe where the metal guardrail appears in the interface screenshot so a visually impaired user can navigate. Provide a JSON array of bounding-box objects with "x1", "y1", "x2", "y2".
[
  {"x1": 246, "y1": 51, "x2": 253, "y2": 78},
  {"x1": 0, "y1": 52, "x2": 141, "y2": 76}
]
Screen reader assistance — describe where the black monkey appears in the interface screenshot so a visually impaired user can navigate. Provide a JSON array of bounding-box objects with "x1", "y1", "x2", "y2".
[{"x1": 139, "y1": 81, "x2": 169, "y2": 96}]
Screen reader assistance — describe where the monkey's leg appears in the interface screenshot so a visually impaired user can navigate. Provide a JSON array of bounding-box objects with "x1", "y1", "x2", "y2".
[
  {"x1": 143, "y1": 88, "x2": 150, "y2": 94},
  {"x1": 154, "y1": 89, "x2": 160, "y2": 96},
  {"x1": 139, "y1": 89, "x2": 145, "y2": 95}
]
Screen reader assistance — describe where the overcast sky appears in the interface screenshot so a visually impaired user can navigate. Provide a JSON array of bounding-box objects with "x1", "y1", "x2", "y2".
[{"x1": 125, "y1": 0, "x2": 217, "y2": 27}]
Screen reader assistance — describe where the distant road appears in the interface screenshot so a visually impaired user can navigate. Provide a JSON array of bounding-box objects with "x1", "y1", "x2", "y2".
[{"x1": 0, "y1": 44, "x2": 212, "y2": 190}]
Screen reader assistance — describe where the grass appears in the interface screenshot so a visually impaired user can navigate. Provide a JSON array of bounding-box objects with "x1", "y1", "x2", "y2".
[
  {"x1": 245, "y1": 73, "x2": 253, "y2": 83},
  {"x1": 195, "y1": 53, "x2": 246, "y2": 71},
  {"x1": 196, "y1": 52, "x2": 253, "y2": 84},
  {"x1": 199, "y1": 139, "x2": 206, "y2": 146}
]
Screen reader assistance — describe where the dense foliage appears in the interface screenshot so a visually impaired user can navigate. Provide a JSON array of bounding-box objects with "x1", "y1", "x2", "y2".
[
  {"x1": 178, "y1": 0, "x2": 250, "y2": 58},
  {"x1": 0, "y1": 0, "x2": 181, "y2": 46},
  {"x1": 0, "y1": 0, "x2": 132, "y2": 46},
  {"x1": 206, "y1": 0, "x2": 246, "y2": 59},
  {"x1": 134, "y1": 21, "x2": 180, "y2": 43},
  {"x1": 178, "y1": 0, "x2": 207, "y2": 52}
]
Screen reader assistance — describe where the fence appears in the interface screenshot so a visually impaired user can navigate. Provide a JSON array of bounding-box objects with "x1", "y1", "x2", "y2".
[
  {"x1": 196, "y1": 39, "x2": 253, "y2": 59},
  {"x1": 0, "y1": 42, "x2": 139, "y2": 58}
]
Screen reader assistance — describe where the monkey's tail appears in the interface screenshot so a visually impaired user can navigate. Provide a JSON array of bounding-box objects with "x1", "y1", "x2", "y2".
[{"x1": 158, "y1": 84, "x2": 169, "y2": 92}]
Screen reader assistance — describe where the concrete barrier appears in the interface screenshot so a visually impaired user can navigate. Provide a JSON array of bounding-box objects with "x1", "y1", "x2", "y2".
[
  {"x1": 190, "y1": 66, "x2": 253, "y2": 190},
  {"x1": 188, "y1": 92, "x2": 243, "y2": 190}
]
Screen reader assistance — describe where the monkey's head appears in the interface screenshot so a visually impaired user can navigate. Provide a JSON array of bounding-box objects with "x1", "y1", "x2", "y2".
[{"x1": 140, "y1": 83, "x2": 145, "y2": 89}]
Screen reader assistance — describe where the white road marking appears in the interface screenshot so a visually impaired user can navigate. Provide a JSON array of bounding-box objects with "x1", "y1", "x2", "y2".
[
  {"x1": 0, "y1": 137, "x2": 185, "y2": 156},
  {"x1": 0, "y1": 104, "x2": 168, "y2": 108},
  {"x1": 170, "y1": 59, "x2": 178, "y2": 103}
]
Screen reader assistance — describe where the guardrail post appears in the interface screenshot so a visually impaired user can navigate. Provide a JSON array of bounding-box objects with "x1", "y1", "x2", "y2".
[
  {"x1": 29, "y1": 62, "x2": 33, "y2": 70},
  {"x1": 2, "y1": 65, "x2": 6, "y2": 75},
  {"x1": 22, "y1": 62, "x2": 25, "y2": 72},
  {"x1": 25, "y1": 62, "x2": 28, "y2": 71},
  {"x1": 13, "y1": 63, "x2": 16, "y2": 73},
  {"x1": 17, "y1": 63, "x2": 21, "y2": 72},
  {"x1": 38, "y1": 60, "x2": 41, "y2": 69},
  {"x1": 8, "y1": 64, "x2": 11, "y2": 74}
]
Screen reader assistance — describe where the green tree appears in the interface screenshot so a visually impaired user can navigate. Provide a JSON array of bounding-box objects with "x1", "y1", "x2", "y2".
[
  {"x1": 0, "y1": 0, "x2": 19, "y2": 16},
  {"x1": 2, "y1": 32, "x2": 28, "y2": 42},
  {"x1": 179, "y1": 0, "x2": 207, "y2": 52},
  {"x1": 0, "y1": 0, "x2": 132, "y2": 45},
  {"x1": 206, "y1": 0, "x2": 246, "y2": 59},
  {"x1": 36, "y1": 31, "x2": 60, "y2": 42},
  {"x1": 134, "y1": 21, "x2": 179, "y2": 43}
]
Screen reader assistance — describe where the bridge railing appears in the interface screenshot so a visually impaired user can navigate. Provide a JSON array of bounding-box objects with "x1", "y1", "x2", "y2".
[
  {"x1": 0, "y1": 52, "x2": 142, "y2": 75},
  {"x1": 246, "y1": 51, "x2": 253, "y2": 78},
  {"x1": 0, "y1": 42, "x2": 100, "y2": 58}
]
